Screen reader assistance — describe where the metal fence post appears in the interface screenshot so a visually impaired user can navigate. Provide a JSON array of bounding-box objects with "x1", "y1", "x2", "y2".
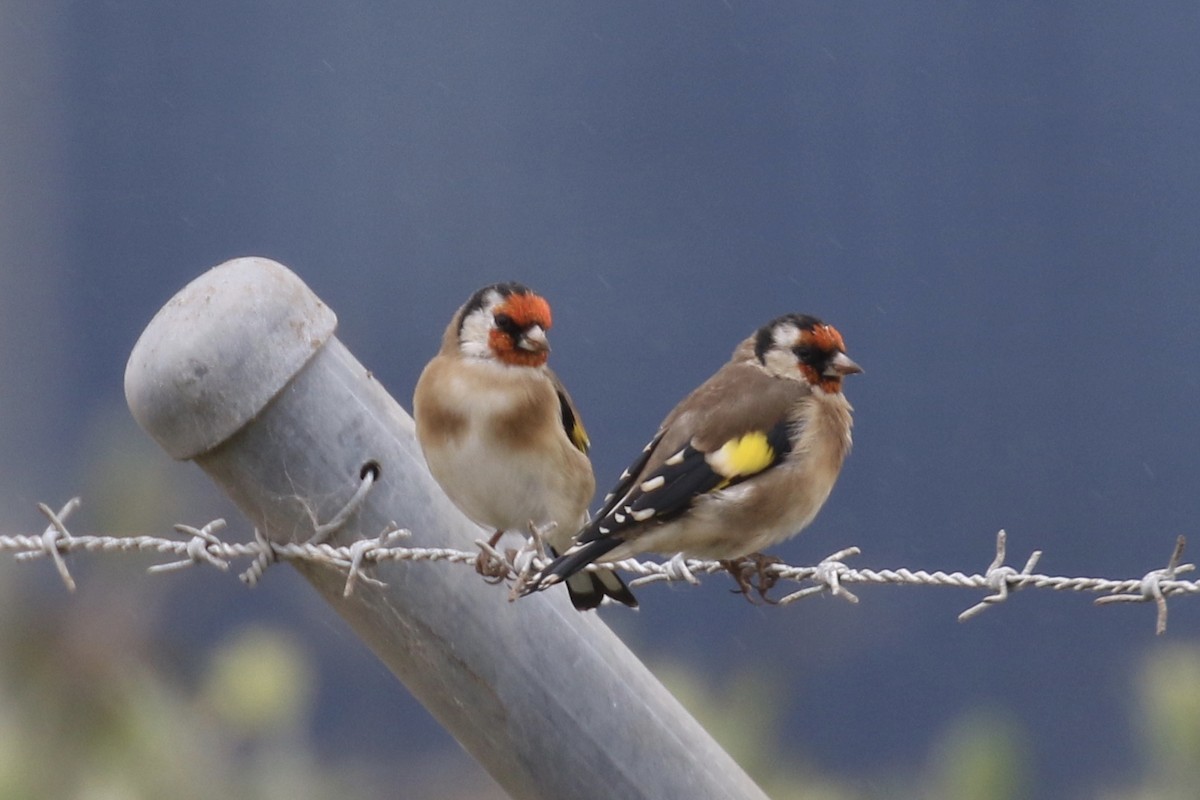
[{"x1": 124, "y1": 257, "x2": 769, "y2": 800}]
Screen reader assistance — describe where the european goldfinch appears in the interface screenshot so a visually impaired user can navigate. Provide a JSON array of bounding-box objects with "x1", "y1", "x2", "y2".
[
  {"x1": 521, "y1": 313, "x2": 861, "y2": 605},
  {"x1": 413, "y1": 282, "x2": 637, "y2": 609}
]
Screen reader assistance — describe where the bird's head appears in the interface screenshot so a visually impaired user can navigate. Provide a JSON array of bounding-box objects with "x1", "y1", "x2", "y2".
[
  {"x1": 754, "y1": 313, "x2": 862, "y2": 393},
  {"x1": 458, "y1": 282, "x2": 553, "y2": 368}
]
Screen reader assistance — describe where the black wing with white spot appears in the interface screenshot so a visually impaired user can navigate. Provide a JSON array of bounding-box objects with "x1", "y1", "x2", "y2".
[
  {"x1": 590, "y1": 429, "x2": 664, "y2": 521},
  {"x1": 578, "y1": 416, "x2": 794, "y2": 545}
]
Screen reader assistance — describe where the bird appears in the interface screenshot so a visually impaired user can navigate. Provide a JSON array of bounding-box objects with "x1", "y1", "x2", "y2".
[
  {"x1": 413, "y1": 282, "x2": 637, "y2": 610},
  {"x1": 519, "y1": 312, "x2": 861, "y2": 605}
]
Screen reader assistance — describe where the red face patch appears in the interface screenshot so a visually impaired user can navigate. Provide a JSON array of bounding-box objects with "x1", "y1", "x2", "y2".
[
  {"x1": 797, "y1": 323, "x2": 849, "y2": 392},
  {"x1": 488, "y1": 291, "x2": 553, "y2": 367},
  {"x1": 502, "y1": 292, "x2": 552, "y2": 330},
  {"x1": 489, "y1": 332, "x2": 549, "y2": 367},
  {"x1": 798, "y1": 363, "x2": 822, "y2": 387},
  {"x1": 806, "y1": 323, "x2": 846, "y2": 353},
  {"x1": 799, "y1": 360, "x2": 844, "y2": 392}
]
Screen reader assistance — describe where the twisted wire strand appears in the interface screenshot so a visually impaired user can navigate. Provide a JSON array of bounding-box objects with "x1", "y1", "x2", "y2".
[{"x1": 3, "y1": 497, "x2": 1194, "y2": 634}]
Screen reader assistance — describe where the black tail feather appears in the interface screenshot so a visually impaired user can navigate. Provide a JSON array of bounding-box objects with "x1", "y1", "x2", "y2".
[
  {"x1": 535, "y1": 538, "x2": 637, "y2": 610},
  {"x1": 565, "y1": 570, "x2": 639, "y2": 611}
]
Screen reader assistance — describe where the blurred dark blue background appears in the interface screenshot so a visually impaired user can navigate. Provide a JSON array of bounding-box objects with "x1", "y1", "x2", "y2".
[{"x1": 3, "y1": 3, "x2": 1199, "y2": 798}]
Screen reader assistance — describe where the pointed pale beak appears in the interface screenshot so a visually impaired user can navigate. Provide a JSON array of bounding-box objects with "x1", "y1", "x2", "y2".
[
  {"x1": 517, "y1": 325, "x2": 550, "y2": 353},
  {"x1": 826, "y1": 351, "x2": 863, "y2": 376}
]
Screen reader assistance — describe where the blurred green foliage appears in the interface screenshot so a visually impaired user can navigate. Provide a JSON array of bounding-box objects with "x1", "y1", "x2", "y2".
[
  {"x1": 0, "y1": 408, "x2": 378, "y2": 800},
  {"x1": 1121, "y1": 642, "x2": 1200, "y2": 800},
  {"x1": 926, "y1": 708, "x2": 1029, "y2": 800},
  {"x1": 0, "y1": 594, "x2": 356, "y2": 800},
  {"x1": 658, "y1": 644, "x2": 1200, "y2": 800}
]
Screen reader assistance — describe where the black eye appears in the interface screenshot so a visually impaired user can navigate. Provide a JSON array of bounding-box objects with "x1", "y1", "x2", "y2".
[
  {"x1": 792, "y1": 344, "x2": 820, "y2": 365},
  {"x1": 493, "y1": 313, "x2": 520, "y2": 335}
]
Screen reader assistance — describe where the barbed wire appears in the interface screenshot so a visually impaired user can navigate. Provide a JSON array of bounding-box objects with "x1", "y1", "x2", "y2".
[{"x1": 2, "y1": 495, "x2": 1196, "y2": 634}]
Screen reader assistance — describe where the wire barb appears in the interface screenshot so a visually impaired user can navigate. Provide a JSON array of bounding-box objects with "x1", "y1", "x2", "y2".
[
  {"x1": 342, "y1": 523, "x2": 407, "y2": 597},
  {"x1": 16, "y1": 498, "x2": 84, "y2": 591},
  {"x1": 242, "y1": 467, "x2": 383, "y2": 585},
  {"x1": 238, "y1": 526, "x2": 278, "y2": 587},
  {"x1": 147, "y1": 520, "x2": 231, "y2": 574},
  {"x1": 1094, "y1": 535, "x2": 1193, "y2": 635},
  {"x1": 308, "y1": 467, "x2": 376, "y2": 546},
  {"x1": 774, "y1": 547, "x2": 854, "y2": 605},
  {"x1": 662, "y1": 553, "x2": 701, "y2": 586},
  {"x1": 957, "y1": 530, "x2": 1043, "y2": 622}
]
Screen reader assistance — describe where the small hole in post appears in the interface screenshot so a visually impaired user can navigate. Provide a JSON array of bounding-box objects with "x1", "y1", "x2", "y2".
[{"x1": 360, "y1": 461, "x2": 381, "y2": 481}]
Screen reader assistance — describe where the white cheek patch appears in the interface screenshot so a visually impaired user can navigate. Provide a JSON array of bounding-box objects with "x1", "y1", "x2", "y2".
[
  {"x1": 763, "y1": 347, "x2": 798, "y2": 378},
  {"x1": 762, "y1": 321, "x2": 804, "y2": 378},
  {"x1": 758, "y1": 321, "x2": 816, "y2": 381},
  {"x1": 459, "y1": 294, "x2": 504, "y2": 359}
]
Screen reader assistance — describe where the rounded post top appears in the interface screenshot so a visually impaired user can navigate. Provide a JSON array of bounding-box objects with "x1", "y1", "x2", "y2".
[{"x1": 124, "y1": 257, "x2": 337, "y2": 460}]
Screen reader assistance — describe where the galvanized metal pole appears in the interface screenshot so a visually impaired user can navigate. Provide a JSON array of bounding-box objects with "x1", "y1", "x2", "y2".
[{"x1": 124, "y1": 257, "x2": 768, "y2": 800}]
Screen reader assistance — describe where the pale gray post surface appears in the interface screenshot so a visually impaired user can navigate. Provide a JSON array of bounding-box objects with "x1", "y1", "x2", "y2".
[{"x1": 124, "y1": 257, "x2": 768, "y2": 800}]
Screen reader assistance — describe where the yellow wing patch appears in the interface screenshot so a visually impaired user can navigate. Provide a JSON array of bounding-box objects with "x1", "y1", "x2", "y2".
[
  {"x1": 557, "y1": 389, "x2": 590, "y2": 454},
  {"x1": 705, "y1": 432, "x2": 775, "y2": 484},
  {"x1": 570, "y1": 419, "x2": 591, "y2": 454}
]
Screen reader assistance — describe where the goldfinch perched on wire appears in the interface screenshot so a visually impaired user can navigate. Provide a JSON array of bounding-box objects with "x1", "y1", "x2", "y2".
[
  {"x1": 413, "y1": 282, "x2": 637, "y2": 610},
  {"x1": 519, "y1": 313, "x2": 861, "y2": 606}
]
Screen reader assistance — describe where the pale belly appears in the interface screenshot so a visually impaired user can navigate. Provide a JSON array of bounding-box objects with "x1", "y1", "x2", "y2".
[{"x1": 424, "y1": 429, "x2": 587, "y2": 547}]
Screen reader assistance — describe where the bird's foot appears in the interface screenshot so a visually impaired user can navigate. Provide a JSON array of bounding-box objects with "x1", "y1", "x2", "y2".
[
  {"x1": 475, "y1": 530, "x2": 510, "y2": 583},
  {"x1": 720, "y1": 553, "x2": 783, "y2": 604},
  {"x1": 526, "y1": 520, "x2": 558, "y2": 561}
]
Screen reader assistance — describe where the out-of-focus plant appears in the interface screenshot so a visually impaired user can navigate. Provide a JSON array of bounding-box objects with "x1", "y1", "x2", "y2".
[
  {"x1": 0, "y1": 594, "x2": 365, "y2": 800},
  {"x1": 654, "y1": 660, "x2": 857, "y2": 800},
  {"x1": 1130, "y1": 642, "x2": 1200, "y2": 800},
  {"x1": 927, "y1": 708, "x2": 1029, "y2": 800},
  {"x1": 0, "y1": 408, "x2": 373, "y2": 800}
]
